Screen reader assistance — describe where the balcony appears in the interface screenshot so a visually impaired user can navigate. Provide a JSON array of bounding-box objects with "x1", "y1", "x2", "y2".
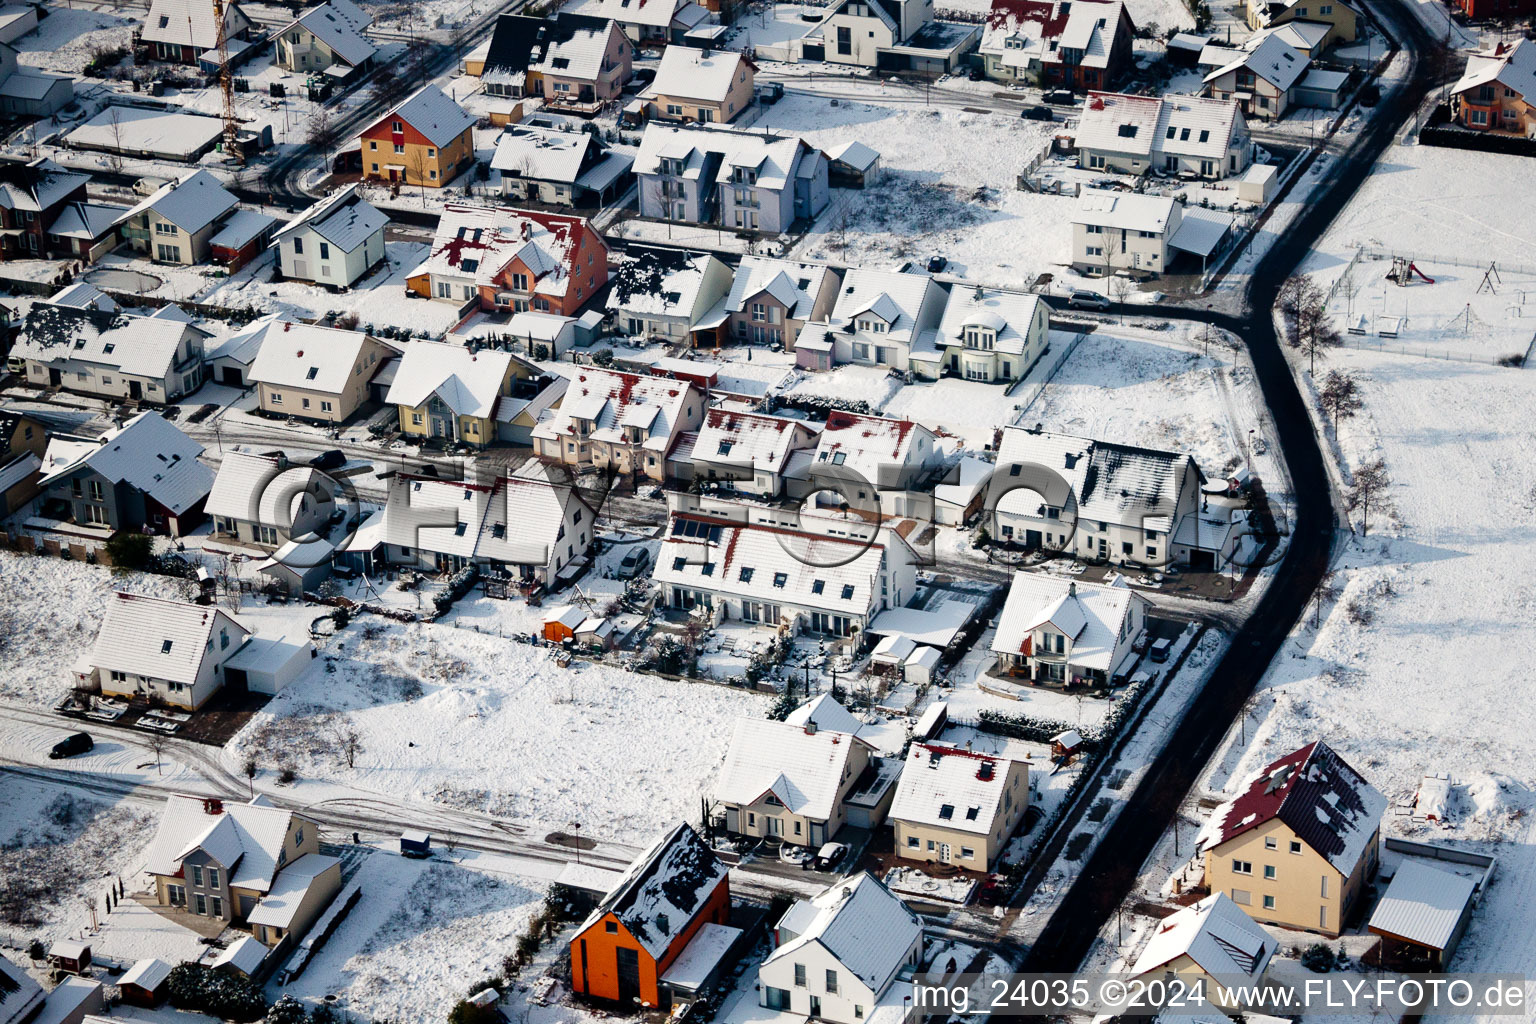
[{"x1": 122, "y1": 225, "x2": 150, "y2": 242}]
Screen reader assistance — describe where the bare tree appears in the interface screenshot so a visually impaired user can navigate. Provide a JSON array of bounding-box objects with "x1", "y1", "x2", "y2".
[
  {"x1": 1348, "y1": 459, "x2": 1391, "y2": 535},
  {"x1": 1319, "y1": 370, "x2": 1363, "y2": 423},
  {"x1": 406, "y1": 145, "x2": 433, "y2": 203},
  {"x1": 643, "y1": 178, "x2": 675, "y2": 239},
  {"x1": 107, "y1": 108, "x2": 125, "y2": 174},
  {"x1": 306, "y1": 105, "x2": 339, "y2": 167},
  {"x1": 338, "y1": 725, "x2": 362, "y2": 769},
  {"x1": 147, "y1": 734, "x2": 167, "y2": 775},
  {"x1": 1108, "y1": 274, "x2": 1134, "y2": 319},
  {"x1": 242, "y1": 753, "x2": 258, "y2": 797},
  {"x1": 1284, "y1": 275, "x2": 1339, "y2": 375},
  {"x1": 1312, "y1": 568, "x2": 1338, "y2": 628}
]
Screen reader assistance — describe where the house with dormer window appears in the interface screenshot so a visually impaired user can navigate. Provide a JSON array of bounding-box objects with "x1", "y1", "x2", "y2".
[
  {"x1": 273, "y1": 0, "x2": 376, "y2": 78},
  {"x1": 1073, "y1": 92, "x2": 1252, "y2": 179},
  {"x1": 635, "y1": 123, "x2": 828, "y2": 234},
  {"x1": 248, "y1": 320, "x2": 394, "y2": 424},
  {"x1": 607, "y1": 247, "x2": 734, "y2": 344},
  {"x1": 990, "y1": 572, "x2": 1146, "y2": 687},
  {"x1": 799, "y1": 268, "x2": 944, "y2": 371},
  {"x1": 1450, "y1": 39, "x2": 1536, "y2": 135},
  {"x1": 687, "y1": 409, "x2": 819, "y2": 497},
  {"x1": 890, "y1": 743, "x2": 1030, "y2": 870},
  {"x1": 75, "y1": 592, "x2": 249, "y2": 709},
  {"x1": 532, "y1": 367, "x2": 704, "y2": 481},
  {"x1": 1130, "y1": 893, "x2": 1275, "y2": 1009},
  {"x1": 697, "y1": 255, "x2": 840, "y2": 351},
  {"x1": 140, "y1": 0, "x2": 255, "y2": 65},
  {"x1": 1202, "y1": 33, "x2": 1308, "y2": 119},
  {"x1": 980, "y1": 0, "x2": 1136, "y2": 90},
  {"x1": 11, "y1": 302, "x2": 209, "y2": 403},
  {"x1": 911, "y1": 284, "x2": 1049, "y2": 382},
  {"x1": 385, "y1": 339, "x2": 550, "y2": 447}
]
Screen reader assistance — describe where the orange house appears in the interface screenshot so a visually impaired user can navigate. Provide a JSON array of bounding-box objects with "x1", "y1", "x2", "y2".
[
  {"x1": 359, "y1": 85, "x2": 477, "y2": 189},
  {"x1": 570, "y1": 823, "x2": 731, "y2": 1008}
]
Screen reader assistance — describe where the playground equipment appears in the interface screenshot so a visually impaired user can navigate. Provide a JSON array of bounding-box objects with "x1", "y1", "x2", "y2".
[{"x1": 1386, "y1": 256, "x2": 1434, "y2": 285}]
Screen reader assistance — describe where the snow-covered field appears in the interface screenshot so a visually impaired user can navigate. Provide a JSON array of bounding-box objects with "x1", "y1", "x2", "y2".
[{"x1": 9, "y1": 7, "x2": 135, "y2": 75}]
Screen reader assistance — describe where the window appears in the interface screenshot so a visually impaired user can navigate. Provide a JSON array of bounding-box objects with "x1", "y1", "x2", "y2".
[
  {"x1": 293, "y1": 236, "x2": 304, "y2": 254},
  {"x1": 1262, "y1": 895, "x2": 1276, "y2": 910},
  {"x1": 206, "y1": 866, "x2": 219, "y2": 888},
  {"x1": 1320, "y1": 876, "x2": 1329, "y2": 898},
  {"x1": 1320, "y1": 906, "x2": 1328, "y2": 929},
  {"x1": 319, "y1": 242, "x2": 330, "y2": 260},
  {"x1": 211, "y1": 896, "x2": 223, "y2": 917},
  {"x1": 826, "y1": 970, "x2": 838, "y2": 993},
  {"x1": 960, "y1": 846, "x2": 976, "y2": 859},
  {"x1": 773, "y1": 572, "x2": 788, "y2": 588},
  {"x1": 1264, "y1": 836, "x2": 1277, "y2": 850},
  {"x1": 1230, "y1": 888, "x2": 1251, "y2": 905},
  {"x1": 167, "y1": 884, "x2": 185, "y2": 906},
  {"x1": 369, "y1": 141, "x2": 378, "y2": 150},
  {"x1": 606, "y1": 920, "x2": 619, "y2": 933},
  {"x1": 162, "y1": 639, "x2": 174, "y2": 654},
  {"x1": 1290, "y1": 840, "x2": 1303, "y2": 854},
  {"x1": 906, "y1": 835, "x2": 919, "y2": 848},
  {"x1": 738, "y1": 567, "x2": 754, "y2": 582},
  {"x1": 794, "y1": 964, "x2": 807, "y2": 987},
  {"x1": 841, "y1": 584, "x2": 854, "y2": 600},
  {"x1": 854, "y1": 1008, "x2": 864, "y2": 1019},
  {"x1": 673, "y1": 557, "x2": 687, "y2": 571},
  {"x1": 393, "y1": 143, "x2": 405, "y2": 154},
  {"x1": 295, "y1": 827, "x2": 304, "y2": 845},
  {"x1": 190, "y1": 865, "x2": 203, "y2": 886},
  {"x1": 391, "y1": 120, "x2": 403, "y2": 132},
  {"x1": 195, "y1": 893, "x2": 207, "y2": 915},
  {"x1": 1263, "y1": 864, "x2": 1277, "y2": 879},
  {"x1": 766, "y1": 988, "x2": 792, "y2": 1011},
  {"x1": 1232, "y1": 859, "x2": 1252, "y2": 875}
]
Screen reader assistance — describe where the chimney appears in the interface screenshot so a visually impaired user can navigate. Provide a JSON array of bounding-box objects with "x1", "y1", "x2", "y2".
[
  {"x1": 201, "y1": 797, "x2": 224, "y2": 816},
  {"x1": 284, "y1": 321, "x2": 292, "y2": 332},
  {"x1": 805, "y1": 720, "x2": 818, "y2": 735},
  {"x1": 1068, "y1": 582, "x2": 1076, "y2": 597}
]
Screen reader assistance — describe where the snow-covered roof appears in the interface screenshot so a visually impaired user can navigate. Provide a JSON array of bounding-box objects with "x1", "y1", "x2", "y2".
[
  {"x1": 0, "y1": 952, "x2": 45, "y2": 1024},
  {"x1": 643, "y1": 45, "x2": 751, "y2": 103},
  {"x1": 936, "y1": 286, "x2": 1043, "y2": 356},
  {"x1": 635, "y1": 123, "x2": 812, "y2": 192},
  {"x1": 532, "y1": 367, "x2": 699, "y2": 452},
  {"x1": 1247, "y1": 18, "x2": 1330, "y2": 54},
  {"x1": 1204, "y1": 33, "x2": 1308, "y2": 91},
  {"x1": 765, "y1": 873, "x2": 922, "y2": 997},
  {"x1": 1168, "y1": 205, "x2": 1234, "y2": 258},
  {"x1": 784, "y1": 694, "x2": 866, "y2": 735},
  {"x1": 279, "y1": 0, "x2": 376, "y2": 67},
  {"x1": 1198, "y1": 741, "x2": 1387, "y2": 875},
  {"x1": 661, "y1": 922, "x2": 741, "y2": 990},
  {"x1": 66, "y1": 106, "x2": 226, "y2": 160},
  {"x1": 826, "y1": 139, "x2": 880, "y2": 172},
  {"x1": 692, "y1": 408, "x2": 815, "y2": 475},
  {"x1": 716, "y1": 715, "x2": 871, "y2": 820},
  {"x1": 1368, "y1": 860, "x2": 1477, "y2": 952},
  {"x1": 144, "y1": 795, "x2": 305, "y2": 894},
  {"x1": 1076, "y1": 92, "x2": 1244, "y2": 161},
  {"x1": 210, "y1": 935, "x2": 268, "y2": 976},
  {"x1": 566, "y1": 0, "x2": 695, "y2": 29},
  {"x1": 1131, "y1": 892, "x2": 1274, "y2": 980},
  {"x1": 205, "y1": 450, "x2": 330, "y2": 526},
  {"x1": 0, "y1": 157, "x2": 87, "y2": 213},
  {"x1": 414, "y1": 203, "x2": 589, "y2": 294},
  {"x1": 531, "y1": 16, "x2": 618, "y2": 78},
  {"x1": 980, "y1": 0, "x2": 1129, "y2": 66},
  {"x1": 118, "y1": 958, "x2": 173, "y2": 992},
  {"x1": 723, "y1": 256, "x2": 833, "y2": 321},
  {"x1": 889, "y1": 743, "x2": 1022, "y2": 836},
  {"x1": 994, "y1": 425, "x2": 1201, "y2": 530},
  {"x1": 607, "y1": 248, "x2": 724, "y2": 320},
  {"x1": 222, "y1": 635, "x2": 312, "y2": 676},
  {"x1": 370, "y1": 84, "x2": 476, "y2": 148},
  {"x1": 813, "y1": 410, "x2": 931, "y2": 487},
  {"x1": 46, "y1": 282, "x2": 118, "y2": 312},
  {"x1": 46, "y1": 201, "x2": 125, "y2": 241},
  {"x1": 385, "y1": 339, "x2": 524, "y2": 419},
  {"x1": 120, "y1": 169, "x2": 238, "y2": 234},
  {"x1": 932, "y1": 456, "x2": 990, "y2": 509},
  {"x1": 1073, "y1": 186, "x2": 1178, "y2": 233},
  {"x1": 272, "y1": 184, "x2": 387, "y2": 253},
  {"x1": 245, "y1": 853, "x2": 340, "y2": 928},
  {"x1": 492, "y1": 122, "x2": 613, "y2": 184},
  {"x1": 579, "y1": 823, "x2": 727, "y2": 960},
  {"x1": 476, "y1": 463, "x2": 590, "y2": 566},
  {"x1": 1451, "y1": 37, "x2": 1536, "y2": 101},
  {"x1": 88, "y1": 592, "x2": 248, "y2": 686},
  {"x1": 991, "y1": 572, "x2": 1139, "y2": 671},
  {"x1": 248, "y1": 320, "x2": 382, "y2": 393},
  {"x1": 39, "y1": 412, "x2": 213, "y2": 515},
  {"x1": 867, "y1": 599, "x2": 975, "y2": 648},
  {"x1": 142, "y1": 0, "x2": 250, "y2": 49},
  {"x1": 209, "y1": 208, "x2": 276, "y2": 250},
  {"x1": 12, "y1": 303, "x2": 206, "y2": 381},
  {"x1": 830, "y1": 267, "x2": 942, "y2": 345},
  {"x1": 381, "y1": 463, "x2": 586, "y2": 566}
]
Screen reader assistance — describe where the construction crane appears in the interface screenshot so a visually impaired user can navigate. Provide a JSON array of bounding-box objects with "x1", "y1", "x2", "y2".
[{"x1": 212, "y1": 0, "x2": 242, "y2": 164}]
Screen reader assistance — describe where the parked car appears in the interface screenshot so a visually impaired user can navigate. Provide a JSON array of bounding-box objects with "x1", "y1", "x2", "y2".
[
  {"x1": 50, "y1": 732, "x2": 94, "y2": 759},
  {"x1": 1020, "y1": 105, "x2": 1054, "y2": 121},
  {"x1": 1043, "y1": 89, "x2": 1076, "y2": 105},
  {"x1": 617, "y1": 547, "x2": 651, "y2": 578},
  {"x1": 631, "y1": 68, "x2": 656, "y2": 87},
  {"x1": 927, "y1": 255, "x2": 948, "y2": 273},
  {"x1": 1067, "y1": 289, "x2": 1111, "y2": 311},
  {"x1": 756, "y1": 81, "x2": 784, "y2": 104},
  {"x1": 1149, "y1": 637, "x2": 1173, "y2": 663},
  {"x1": 812, "y1": 842, "x2": 847, "y2": 872},
  {"x1": 967, "y1": 64, "x2": 985, "y2": 81}
]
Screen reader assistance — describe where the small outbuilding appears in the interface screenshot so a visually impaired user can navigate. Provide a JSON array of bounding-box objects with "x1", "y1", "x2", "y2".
[
  {"x1": 1051, "y1": 729, "x2": 1085, "y2": 762},
  {"x1": 210, "y1": 935, "x2": 269, "y2": 979},
  {"x1": 33, "y1": 977, "x2": 103, "y2": 1024},
  {"x1": 400, "y1": 830, "x2": 432, "y2": 858},
  {"x1": 117, "y1": 958, "x2": 173, "y2": 1007},
  {"x1": 826, "y1": 140, "x2": 881, "y2": 188},
  {"x1": 542, "y1": 605, "x2": 586, "y2": 643},
  {"x1": 1368, "y1": 860, "x2": 1479, "y2": 970},
  {"x1": 903, "y1": 644, "x2": 942, "y2": 686},
  {"x1": 222, "y1": 635, "x2": 315, "y2": 695},
  {"x1": 46, "y1": 940, "x2": 91, "y2": 975},
  {"x1": 1236, "y1": 163, "x2": 1278, "y2": 204}
]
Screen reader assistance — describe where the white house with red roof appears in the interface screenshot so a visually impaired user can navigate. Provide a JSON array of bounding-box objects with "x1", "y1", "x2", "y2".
[
  {"x1": 532, "y1": 367, "x2": 706, "y2": 482},
  {"x1": 406, "y1": 203, "x2": 609, "y2": 317},
  {"x1": 684, "y1": 408, "x2": 820, "y2": 497},
  {"x1": 1197, "y1": 741, "x2": 1385, "y2": 936},
  {"x1": 979, "y1": 0, "x2": 1136, "y2": 90}
]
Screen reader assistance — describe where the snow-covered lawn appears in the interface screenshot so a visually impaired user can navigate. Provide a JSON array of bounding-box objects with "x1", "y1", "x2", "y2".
[
  {"x1": 782, "y1": 363, "x2": 906, "y2": 410},
  {"x1": 882, "y1": 377, "x2": 1031, "y2": 450},
  {"x1": 10, "y1": 8, "x2": 135, "y2": 75}
]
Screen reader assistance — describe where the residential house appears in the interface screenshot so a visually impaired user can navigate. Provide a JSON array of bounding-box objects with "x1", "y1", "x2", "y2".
[
  {"x1": 991, "y1": 425, "x2": 1239, "y2": 569},
  {"x1": 37, "y1": 412, "x2": 212, "y2": 536},
  {"x1": 1245, "y1": 0, "x2": 1357, "y2": 46},
  {"x1": 76, "y1": 592, "x2": 250, "y2": 709},
  {"x1": 1197, "y1": 741, "x2": 1386, "y2": 936},
  {"x1": 979, "y1": 0, "x2": 1136, "y2": 90},
  {"x1": 0, "y1": 953, "x2": 44, "y2": 1024},
  {"x1": 911, "y1": 284, "x2": 1049, "y2": 382},
  {"x1": 715, "y1": 712, "x2": 877, "y2": 846},
  {"x1": 1202, "y1": 33, "x2": 1309, "y2": 120},
  {"x1": 271, "y1": 184, "x2": 389, "y2": 288},
  {"x1": 651, "y1": 506, "x2": 918, "y2": 637},
  {"x1": 640, "y1": 46, "x2": 756, "y2": 125},
  {"x1": 10, "y1": 303, "x2": 208, "y2": 402},
  {"x1": 405, "y1": 203, "x2": 609, "y2": 316},
  {"x1": 479, "y1": 13, "x2": 632, "y2": 111},
  {"x1": 206, "y1": 451, "x2": 337, "y2": 549},
  {"x1": 0, "y1": 411, "x2": 46, "y2": 514},
  {"x1": 359, "y1": 84, "x2": 477, "y2": 188},
  {"x1": 990, "y1": 572, "x2": 1147, "y2": 687},
  {"x1": 818, "y1": 0, "x2": 932, "y2": 67},
  {"x1": 1070, "y1": 187, "x2": 1234, "y2": 277},
  {"x1": 808, "y1": 411, "x2": 941, "y2": 517},
  {"x1": 0, "y1": 42, "x2": 72, "y2": 117},
  {"x1": 634, "y1": 123, "x2": 829, "y2": 233},
  {"x1": 0, "y1": 157, "x2": 89, "y2": 261},
  {"x1": 385, "y1": 339, "x2": 544, "y2": 446},
  {"x1": 44, "y1": 200, "x2": 125, "y2": 263},
  {"x1": 273, "y1": 0, "x2": 376, "y2": 77},
  {"x1": 117, "y1": 169, "x2": 242, "y2": 266},
  {"x1": 687, "y1": 408, "x2": 819, "y2": 496},
  {"x1": 142, "y1": 794, "x2": 342, "y2": 947},
  {"x1": 379, "y1": 463, "x2": 593, "y2": 579},
  {"x1": 607, "y1": 247, "x2": 734, "y2": 343},
  {"x1": 1073, "y1": 92, "x2": 1252, "y2": 179},
  {"x1": 1246, "y1": 19, "x2": 1334, "y2": 60},
  {"x1": 701, "y1": 255, "x2": 840, "y2": 350},
  {"x1": 889, "y1": 743, "x2": 1030, "y2": 870},
  {"x1": 1130, "y1": 893, "x2": 1275, "y2": 1009},
  {"x1": 139, "y1": 0, "x2": 255, "y2": 64},
  {"x1": 531, "y1": 367, "x2": 704, "y2": 482},
  {"x1": 1450, "y1": 39, "x2": 1536, "y2": 135},
  {"x1": 568, "y1": 823, "x2": 731, "y2": 1007},
  {"x1": 759, "y1": 873, "x2": 923, "y2": 1023},
  {"x1": 563, "y1": 0, "x2": 709, "y2": 45},
  {"x1": 491, "y1": 122, "x2": 634, "y2": 207},
  {"x1": 248, "y1": 320, "x2": 394, "y2": 423},
  {"x1": 798, "y1": 268, "x2": 944, "y2": 371}
]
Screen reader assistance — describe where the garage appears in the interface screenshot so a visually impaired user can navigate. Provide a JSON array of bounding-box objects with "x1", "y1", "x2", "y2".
[{"x1": 223, "y1": 636, "x2": 316, "y2": 695}]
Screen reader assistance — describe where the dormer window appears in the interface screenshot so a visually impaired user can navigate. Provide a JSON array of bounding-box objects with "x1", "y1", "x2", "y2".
[
  {"x1": 964, "y1": 327, "x2": 996, "y2": 350},
  {"x1": 857, "y1": 318, "x2": 887, "y2": 334}
]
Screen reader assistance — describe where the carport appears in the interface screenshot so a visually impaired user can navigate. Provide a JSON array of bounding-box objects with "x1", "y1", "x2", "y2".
[{"x1": 1168, "y1": 206, "x2": 1235, "y2": 274}]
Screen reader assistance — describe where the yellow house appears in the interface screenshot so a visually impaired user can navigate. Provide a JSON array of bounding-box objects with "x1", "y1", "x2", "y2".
[
  {"x1": 889, "y1": 744, "x2": 1030, "y2": 872},
  {"x1": 642, "y1": 46, "x2": 756, "y2": 124},
  {"x1": 384, "y1": 340, "x2": 545, "y2": 447},
  {"x1": 248, "y1": 321, "x2": 393, "y2": 425},
  {"x1": 1246, "y1": 0, "x2": 1357, "y2": 46},
  {"x1": 1131, "y1": 892, "x2": 1275, "y2": 1010},
  {"x1": 1198, "y1": 741, "x2": 1385, "y2": 937},
  {"x1": 359, "y1": 84, "x2": 478, "y2": 189}
]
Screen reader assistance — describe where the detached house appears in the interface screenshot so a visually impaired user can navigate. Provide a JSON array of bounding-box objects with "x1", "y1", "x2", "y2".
[
  {"x1": 607, "y1": 247, "x2": 734, "y2": 343},
  {"x1": 635, "y1": 123, "x2": 829, "y2": 234},
  {"x1": 798, "y1": 268, "x2": 944, "y2": 372},
  {"x1": 38, "y1": 412, "x2": 213, "y2": 536},
  {"x1": 490, "y1": 122, "x2": 634, "y2": 208},
  {"x1": 248, "y1": 320, "x2": 394, "y2": 423},
  {"x1": 0, "y1": 157, "x2": 89, "y2": 261},
  {"x1": 0, "y1": 42, "x2": 73, "y2": 118},
  {"x1": 273, "y1": 0, "x2": 376, "y2": 78},
  {"x1": 1131, "y1": 893, "x2": 1275, "y2": 1008},
  {"x1": 715, "y1": 712, "x2": 878, "y2": 846},
  {"x1": 117, "y1": 170, "x2": 273, "y2": 268},
  {"x1": 359, "y1": 85, "x2": 477, "y2": 188},
  {"x1": 809, "y1": 411, "x2": 941, "y2": 517},
  {"x1": 687, "y1": 408, "x2": 819, "y2": 497},
  {"x1": 990, "y1": 572, "x2": 1147, "y2": 687},
  {"x1": 385, "y1": 339, "x2": 545, "y2": 447},
  {"x1": 144, "y1": 795, "x2": 341, "y2": 948},
  {"x1": 641, "y1": 46, "x2": 756, "y2": 125},
  {"x1": 1197, "y1": 741, "x2": 1385, "y2": 936},
  {"x1": 760, "y1": 873, "x2": 923, "y2": 1024},
  {"x1": 140, "y1": 0, "x2": 255, "y2": 65},
  {"x1": 0, "y1": 411, "x2": 46, "y2": 515},
  {"x1": 564, "y1": 0, "x2": 709, "y2": 46},
  {"x1": 890, "y1": 743, "x2": 1030, "y2": 871},
  {"x1": 1203, "y1": 33, "x2": 1308, "y2": 119},
  {"x1": 992, "y1": 425, "x2": 1238, "y2": 569},
  {"x1": 1070, "y1": 187, "x2": 1234, "y2": 277},
  {"x1": 206, "y1": 451, "x2": 337, "y2": 549},
  {"x1": 569, "y1": 823, "x2": 731, "y2": 1008},
  {"x1": 406, "y1": 203, "x2": 609, "y2": 316},
  {"x1": 819, "y1": 0, "x2": 935, "y2": 68},
  {"x1": 699, "y1": 255, "x2": 840, "y2": 350},
  {"x1": 1074, "y1": 92, "x2": 1252, "y2": 179},
  {"x1": 532, "y1": 368, "x2": 705, "y2": 482},
  {"x1": 479, "y1": 12, "x2": 632, "y2": 112},
  {"x1": 980, "y1": 0, "x2": 1136, "y2": 90},
  {"x1": 271, "y1": 184, "x2": 388, "y2": 288},
  {"x1": 1450, "y1": 39, "x2": 1536, "y2": 135},
  {"x1": 1245, "y1": 0, "x2": 1357, "y2": 46},
  {"x1": 911, "y1": 284, "x2": 1049, "y2": 383},
  {"x1": 10, "y1": 303, "x2": 208, "y2": 403},
  {"x1": 77, "y1": 593, "x2": 250, "y2": 710}
]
